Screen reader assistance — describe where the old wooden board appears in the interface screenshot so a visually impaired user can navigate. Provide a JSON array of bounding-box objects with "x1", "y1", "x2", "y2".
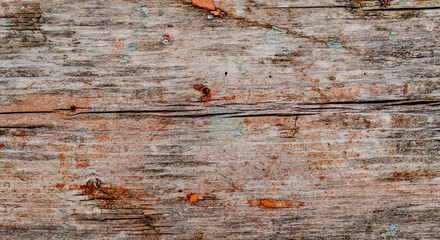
[{"x1": 1, "y1": 0, "x2": 439, "y2": 239}]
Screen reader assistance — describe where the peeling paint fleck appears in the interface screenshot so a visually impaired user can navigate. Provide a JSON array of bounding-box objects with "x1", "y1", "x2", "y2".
[
  {"x1": 128, "y1": 45, "x2": 136, "y2": 51},
  {"x1": 326, "y1": 41, "x2": 342, "y2": 49},
  {"x1": 275, "y1": 49, "x2": 290, "y2": 58},
  {"x1": 189, "y1": 193, "x2": 200, "y2": 203},
  {"x1": 161, "y1": 35, "x2": 173, "y2": 45},
  {"x1": 192, "y1": 0, "x2": 216, "y2": 10},
  {"x1": 386, "y1": 224, "x2": 399, "y2": 236}
]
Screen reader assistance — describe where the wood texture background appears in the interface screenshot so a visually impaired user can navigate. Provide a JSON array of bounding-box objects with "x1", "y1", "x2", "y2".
[{"x1": 1, "y1": 0, "x2": 440, "y2": 239}]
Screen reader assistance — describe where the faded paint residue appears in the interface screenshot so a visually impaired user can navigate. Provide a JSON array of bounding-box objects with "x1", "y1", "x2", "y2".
[
  {"x1": 120, "y1": 56, "x2": 130, "y2": 63},
  {"x1": 131, "y1": 6, "x2": 149, "y2": 34},
  {"x1": 386, "y1": 224, "x2": 399, "y2": 236},
  {"x1": 131, "y1": 6, "x2": 149, "y2": 27},
  {"x1": 248, "y1": 199, "x2": 305, "y2": 208},
  {"x1": 210, "y1": 117, "x2": 244, "y2": 140},
  {"x1": 236, "y1": 54, "x2": 247, "y2": 74},
  {"x1": 23, "y1": 30, "x2": 33, "y2": 35},
  {"x1": 192, "y1": 0, "x2": 216, "y2": 10},
  {"x1": 265, "y1": 27, "x2": 287, "y2": 44}
]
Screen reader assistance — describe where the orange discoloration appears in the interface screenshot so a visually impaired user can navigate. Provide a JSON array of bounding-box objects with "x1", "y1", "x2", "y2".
[
  {"x1": 0, "y1": 94, "x2": 97, "y2": 113},
  {"x1": 248, "y1": 199, "x2": 305, "y2": 208},
  {"x1": 74, "y1": 178, "x2": 157, "y2": 209},
  {"x1": 192, "y1": 0, "x2": 216, "y2": 10},
  {"x1": 222, "y1": 96, "x2": 236, "y2": 100},
  {"x1": 55, "y1": 183, "x2": 65, "y2": 190},
  {"x1": 380, "y1": 171, "x2": 438, "y2": 182},
  {"x1": 75, "y1": 162, "x2": 90, "y2": 168}
]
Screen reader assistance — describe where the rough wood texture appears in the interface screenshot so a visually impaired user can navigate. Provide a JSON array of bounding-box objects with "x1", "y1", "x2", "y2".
[{"x1": 1, "y1": 0, "x2": 440, "y2": 239}]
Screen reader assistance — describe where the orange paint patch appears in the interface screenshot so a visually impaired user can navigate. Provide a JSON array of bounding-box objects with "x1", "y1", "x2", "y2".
[
  {"x1": 192, "y1": 0, "x2": 216, "y2": 10},
  {"x1": 260, "y1": 199, "x2": 275, "y2": 207},
  {"x1": 179, "y1": 193, "x2": 202, "y2": 203},
  {"x1": 189, "y1": 193, "x2": 200, "y2": 202}
]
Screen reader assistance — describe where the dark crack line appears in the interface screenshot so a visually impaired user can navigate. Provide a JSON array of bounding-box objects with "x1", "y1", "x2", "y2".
[{"x1": 364, "y1": 6, "x2": 440, "y2": 11}]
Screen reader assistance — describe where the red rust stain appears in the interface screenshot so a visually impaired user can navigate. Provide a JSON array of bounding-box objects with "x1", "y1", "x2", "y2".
[
  {"x1": 55, "y1": 183, "x2": 65, "y2": 190},
  {"x1": 0, "y1": 144, "x2": 5, "y2": 149},
  {"x1": 248, "y1": 199, "x2": 305, "y2": 209},
  {"x1": 193, "y1": 84, "x2": 212, "y2": 102},
  {"x1": 192, "y1": 0, "x2": 216, "y2": 10}
]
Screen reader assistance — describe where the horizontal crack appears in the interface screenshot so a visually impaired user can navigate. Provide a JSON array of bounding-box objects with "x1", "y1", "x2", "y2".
[{"x1": 363, "y1": 6, "x2": 440, "y2": 11}]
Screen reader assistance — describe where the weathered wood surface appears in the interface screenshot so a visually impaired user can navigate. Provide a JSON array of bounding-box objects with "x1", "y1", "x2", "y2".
[{"x1": 1, "y1": 0, "x2": 440, "y2": 239}]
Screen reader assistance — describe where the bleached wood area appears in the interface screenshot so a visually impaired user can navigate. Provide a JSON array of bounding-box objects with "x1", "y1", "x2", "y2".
[{"x1": 1, "y1": 0, "x2": 440, "y2": 239}]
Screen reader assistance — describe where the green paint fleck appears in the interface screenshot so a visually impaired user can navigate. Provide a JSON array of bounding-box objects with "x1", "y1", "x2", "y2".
[
  {"x1": 19, "y1": 6, "x2": 25, "y2": 10},
  {"x1": 326, "y1": 41, "x2": 342, "y2": 49},
  {"x1": 120, "y1": 56, "x2": 130, "y2": 63},
  {"x1": 128, "y1": 45, "x2": 136, "y2": 51}
]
